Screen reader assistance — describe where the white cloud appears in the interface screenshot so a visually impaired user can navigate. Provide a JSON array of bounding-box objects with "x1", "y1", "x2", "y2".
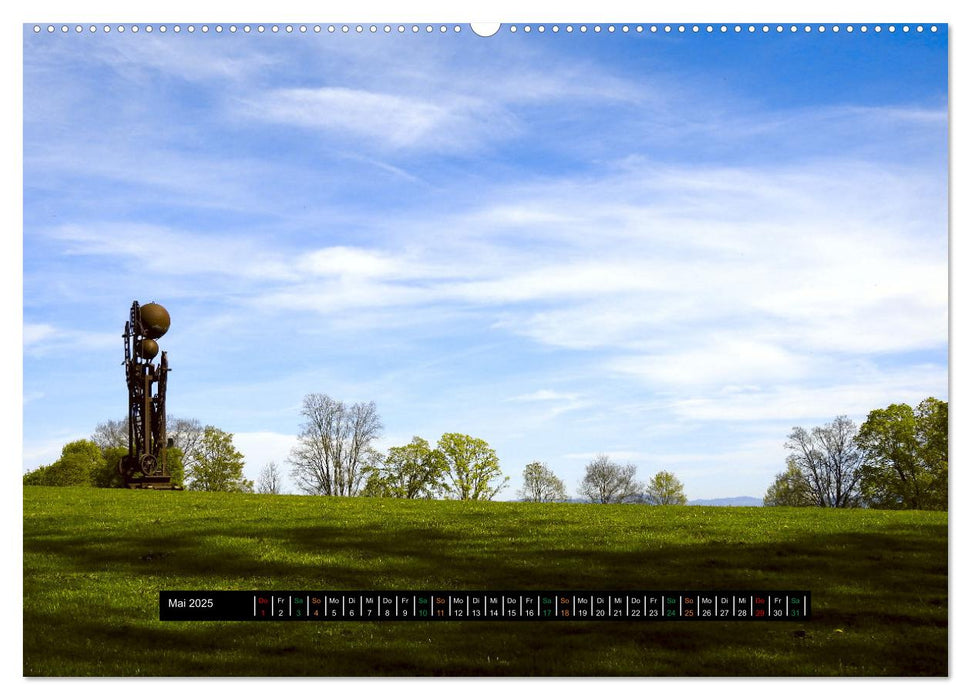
[
  {"x1": 667, "y1": 366, "x2": 947, "y2": 423},
  {"x1": 22, "y1": 322, "x2": 118, "y2": 356},
  {"x1": 33, "y1": 34, "x2": 277, "y2": 85},
  {"x1": 241, "y1": 86, "x2": 515, "y2": 151},
  {"x1": 36, "y1": 153, "x2": 946, "y2": 376},
  {"x1": 608, "y1": 338, "x2": 812, "y2": 389},
  {"x1": 299, "y1": 246, "x2": 414, "y2": 279},
  {"x1": 506, "y1": 389, "x2": 590, "y2": 419},
  {"x1": 46, "y1": 223, "x2": 298, "y2": 281},
  {"x1": 23, "y1": 323, "x2": 56, "y2": 346},
  {"x1": 510, "y1": 390, "x2": 580, "y2": 402}
]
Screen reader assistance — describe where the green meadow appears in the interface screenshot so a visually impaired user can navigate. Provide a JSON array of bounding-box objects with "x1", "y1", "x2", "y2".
[{"x1": 23, "y1": 486, "x2": 947, "y2": 676}]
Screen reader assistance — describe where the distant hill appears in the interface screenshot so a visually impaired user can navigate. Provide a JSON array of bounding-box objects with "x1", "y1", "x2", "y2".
[
  {"x1": 557, "y1": 496, "x2": 764, "y2": 506},
  {"x1": 688, "y1": 496, "x2": 763, "y2": 507}
]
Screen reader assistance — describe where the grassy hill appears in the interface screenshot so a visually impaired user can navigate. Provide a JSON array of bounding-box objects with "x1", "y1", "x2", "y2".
[{"x1": 23, "y1": 486, "x2": 947, "y2": 676}]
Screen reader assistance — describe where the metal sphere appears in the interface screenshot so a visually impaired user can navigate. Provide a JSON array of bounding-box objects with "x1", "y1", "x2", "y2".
[
  {"x1": 138, "y1": 338, "x2": 159, "y2": 359},
  {"x1": 140, "y1": 302, "x2": 170, "y2": 339}
]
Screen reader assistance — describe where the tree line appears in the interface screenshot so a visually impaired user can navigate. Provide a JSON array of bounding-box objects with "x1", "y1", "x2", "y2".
[
  {"x1": 22, "y1": 391, "x2": 690, "y2": 505},
  {"x1": 22, "y1": 417, "x2": 252, "y2": 492},
  {"x1": 520, "y1": 456, "x2": 688, "y2": 505},
  {"x1": 764, "y1": 397, "x2": 947, "y2": 510},
  {"x1": 287, "y1": 393, "x2": 687, "y2": 504},
  {"x1": 24, "y1": 392, "x2": 944, "y2": 511},
  {"x1": 287, "y1": 393, "x2": 508, "y2": 500}
]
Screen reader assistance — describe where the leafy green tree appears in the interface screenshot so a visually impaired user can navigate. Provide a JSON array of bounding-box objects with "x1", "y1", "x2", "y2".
[
  {"x1": 644, "y1": 470, "x2": 687, "y2": 505},
  {"x1": 23, "y1": 439, "x2": 105, "y2": 486},
  {"x1": 916, "y1": 397, "x2": 948, "y2": 509},
  {"x1": 163, "y1": 447, "x2": 185, "y2": 488},
  {"x1": 367, "y1": 436, "x2": 445, "y2": 499},
  {"x1": 764, "y1": 457, "x2": 815, "y2": 506},
  {"x1": 185, "y1": 426, "x2": 252, "y2": 492},
  {"x1": 518, "y1": 461, "x2": 568, "y2": 502},
  {"x1": 578, "y1": 454, "x2": 643, "y2": 504},
  {"x1": 360, "y1": 471, "x2": 394, "y2": 497},
  {"x1": 437, "y1": 433, "x2": 508, "y2": 500},
  {"x1": 785, "y1": 416, "x2": 863, "y2": 508},
  {"x1": 856, "y1": 398, "x2": 948, "y2": 510},
  {"x1": 23, "y1": 466, "x2": 53, "y2": 486},
  {"x1": 92, "y1": 446, "x2": 127, "y2": 488}
]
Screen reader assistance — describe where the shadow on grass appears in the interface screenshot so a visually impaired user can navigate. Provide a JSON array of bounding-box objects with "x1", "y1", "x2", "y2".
[
  {"x1": 24, "y1": 513, "x2": 947, "y2": 676},
  {"x1": 24, "y1": 516, "x2": 947, "y2": 592},
  {"x1": 23, "y1": 492, "x2": 948, "y2": 677}
]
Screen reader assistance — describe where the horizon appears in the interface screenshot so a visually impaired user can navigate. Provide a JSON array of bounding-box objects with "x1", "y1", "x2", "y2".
[{"x1": 22, "y1": 23, "x2": 948, "y2": 500}]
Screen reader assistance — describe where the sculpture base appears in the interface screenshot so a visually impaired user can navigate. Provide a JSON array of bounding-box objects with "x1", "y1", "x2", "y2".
[{"x1": 124, "y1": 475, "x2": 183, "y2": 490}]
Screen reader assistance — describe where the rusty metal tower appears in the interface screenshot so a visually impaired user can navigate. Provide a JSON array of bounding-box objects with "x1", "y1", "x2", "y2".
[{"x1": 120, "y1": 300, "x2": 179, "y2": 489}]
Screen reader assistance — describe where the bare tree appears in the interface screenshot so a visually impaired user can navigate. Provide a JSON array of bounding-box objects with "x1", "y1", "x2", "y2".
[
  {"x1": 93, "y1": 415, "x2": 203, "y2": 465},
  {"x1": 257, "y1": 462, "x2": 284, "y2": 494},
  {"x1": 578, "y1": 454, "x2": 643, "y2": 504},
  {"x1": 288, "y1": 393, "x2": 383, "y2": 496},
  {"x1": 168, "y1": 417, "x2": 205, "y2": 475},
  {"x1": 91, "y1": 419, "x2": 129, "y2": 451},
  {"x1": 785, "y1": 415, "x2": 864, "y2": 508}
]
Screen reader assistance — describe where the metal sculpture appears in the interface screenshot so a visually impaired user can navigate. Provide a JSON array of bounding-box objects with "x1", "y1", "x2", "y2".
[{"x1": 120, "y1": 301, "x2": 179, "y2": 489}]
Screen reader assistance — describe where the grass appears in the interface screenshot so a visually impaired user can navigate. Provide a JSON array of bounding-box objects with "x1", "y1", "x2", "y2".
[{"x1": 23, "y1": 486, "x2": 947, "y2": 676}]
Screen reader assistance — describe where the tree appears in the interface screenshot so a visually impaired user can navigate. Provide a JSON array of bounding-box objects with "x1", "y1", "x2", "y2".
[
  {"x1": 644, "y1": 470, "x2": 687, "y2": 505},
  {"x1": 92, "y1": 446, "x2": 128, "y2": 488},
  {"x1": 916, "y1": 397, "x2": 948, "y2": 509},
  {"x1": 856, "y1": 398, "x2": 948, "y2": 510},
  {"x1": 366, "y1": 436, "x2": 445, "y2": 499},
  {"x1": 92, "y1": 416, "x2": 196, "y2": 486},
  {"x1": 91, "y1": 419, "x2": 128, "y2": 451},
  {"x1": 89, "y1": 445, "x2": 184, "y2": 488},
  {"x1": 785, "y1": 416, "x2": 864, "y2": 508},
  {"x1": 163, "y1": 447, "x2": 185, "y2": 489},
  {"x1": 360, "y1": 472, "x2": 394, "y2": 498},
  {"x1": 51, "y1": 439, "x2": 104, "y2": 485},
  {"x1": 518, "y1": 461, "x2": 568, "y2": 502},
  {"x1": 168, "y1": 417, "x2": 206, "y2": 477},
  {"x1": 578, "y1": 454, "x2": 643, "y2": 504},
  {"x1": 437, "y1": 433, "x2": 508, "y2": 500},
  {"x1": 185, "y1": 426, "x2": 252, "y2": 492},
  {"x1": 23, "y1": 439, "x2": 105, "y2": 486},
  {"x1": 288, "y1": 393, "x2": 382, "y2": 496},
  {"x1": 763, "y1": 457, "x2": 815, "y2": 507},
  {"x1": 257, "y1": 462, "x2": 284, "y2": 494}
]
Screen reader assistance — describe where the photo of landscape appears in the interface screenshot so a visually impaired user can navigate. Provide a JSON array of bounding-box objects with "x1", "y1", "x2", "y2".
[{"x1": 22, "y1": 20, "x2": 948, "y2": 677}]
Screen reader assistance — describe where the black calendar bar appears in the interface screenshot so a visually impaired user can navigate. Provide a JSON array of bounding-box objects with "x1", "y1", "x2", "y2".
[{"x1": 159, "y1": 590, "x2": 810, "y2": 621}]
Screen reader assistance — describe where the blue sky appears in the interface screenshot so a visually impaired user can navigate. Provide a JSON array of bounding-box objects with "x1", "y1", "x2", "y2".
[{"x1": 22, "y1": 22, "x2": 948, "y2": 499}]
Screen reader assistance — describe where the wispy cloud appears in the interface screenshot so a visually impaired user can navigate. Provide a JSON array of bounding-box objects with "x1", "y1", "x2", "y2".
[
  {"x1": 45, "y1": 223, "x2": 299, "y2": 281},
  {"x1": 23, "y1": 321, "x2": 117, "y2": 357},
  {"x1": 667, "y1": 363, "x2": 946, "y2": 423},
  {"x1": 240, "y1": 87, "x2": 516, "y2": 152},
  {"x1": 23, "y1": 323, "x2": 56, "y2": 346}
]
